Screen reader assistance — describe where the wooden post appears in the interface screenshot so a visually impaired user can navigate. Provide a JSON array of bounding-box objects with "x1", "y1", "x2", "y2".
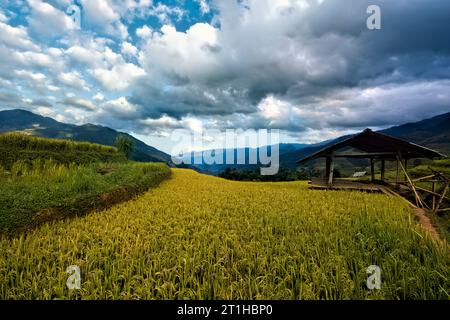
[
  {"x1": 399, "y1": 160, "x2": 426, "y2": 208},
  {"x1": 434, "y1": 181, "x2": 449, "y2": 214},
  {"x1": 325, "y1": 156, "x2": 331, "y2": 181},
  {"x1": 381, "y1": 159, "x2": 385, "y2": 182},
  {"x1": 370, "y1": 158, "x2": 375, "y2": 182},
  {"x1": 396, "y1": 158, "x2": 400, "y2": 186},
  {"x1": 432, "y1": 181, "x2": 436, "y2": 211},
  {"x1": 328, "y1": 153, "x2": 335, "y2": 186},
  {"x1": 404, "y1": 159, "x2": 408, "y2": 182}
]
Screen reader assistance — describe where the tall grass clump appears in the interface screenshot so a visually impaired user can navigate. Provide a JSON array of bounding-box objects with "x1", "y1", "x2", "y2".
[
  {"x1": 0, "y1": 133, "x2": 126, "y2": 169},
  {"x1": 0, "y1": 133, "x2": 118, "y2": 153},
  {"x1": 0, "y1": 160, "x2": 171, "y2": 232}
]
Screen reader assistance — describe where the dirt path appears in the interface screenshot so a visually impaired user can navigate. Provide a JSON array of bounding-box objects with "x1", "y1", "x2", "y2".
[{"x1": 412, "y1": 208, "x2": 441, "y2": 241}]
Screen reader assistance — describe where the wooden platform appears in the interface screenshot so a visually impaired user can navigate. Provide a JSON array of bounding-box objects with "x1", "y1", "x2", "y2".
[{"x1": 309, "y1": 178, "x2": 385, "y2": 192}]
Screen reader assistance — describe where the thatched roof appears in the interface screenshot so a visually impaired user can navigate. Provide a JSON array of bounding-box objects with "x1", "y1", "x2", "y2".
[{"x1": 297, "y1": 129, "x2": 445, "y2": 164}]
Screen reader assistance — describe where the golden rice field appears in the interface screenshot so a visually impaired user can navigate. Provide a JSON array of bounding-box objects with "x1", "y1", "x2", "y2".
[{"x1": 0, "y1": 169, "x2": 449, "y2": 300}]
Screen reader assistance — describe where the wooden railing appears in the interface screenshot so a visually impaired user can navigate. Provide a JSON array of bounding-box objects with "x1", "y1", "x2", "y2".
[{"x1": 395, "y1": 166, "x2": 449, "y2": 214}]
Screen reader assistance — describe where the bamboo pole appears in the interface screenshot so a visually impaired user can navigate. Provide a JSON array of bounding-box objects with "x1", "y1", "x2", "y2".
[
  {"x1": 395, "y1": 158, "x2": 400, "y2": 186},
  {"x1": 370, "y1": 158, "x2": 375, "y2": 182},
  {"x1": 434, "y1": 181, "x2": 449, "y2": 214},
  {"x1": 432, "y1": 181, "x2": 436, "y2": 211},
  {"x1": 412, "y1": 175, "x2": 436, "y2": 182},
  {"x1": 381, "y1": 186, "x2": 418, "y2": 208},
  {"x1": 398, "y1": 159, "x2": 427, "y2": 208},
  {"x1": 429, "y1": 168, "x2": 449, "y2": 184},
  {"x1": 404, "y1": 159, "x2": 408, "y2": 182},
  {"x1": 325, "y1": 156, "x2": 331, "y2": 181},
  {"x1": 413, "y1": 185, "x2": 450, "y2": 201},
  {"x1": 328, "y1": 153, "x2": 335, "y2": 186}
]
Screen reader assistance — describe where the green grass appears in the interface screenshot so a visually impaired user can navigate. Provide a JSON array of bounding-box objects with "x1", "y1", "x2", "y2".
[
  {"x1": 0, "y1": 134, "x2": 448, "y2": 300},
  {"x1": 0, "y1": 133, "x2": 126, "y2": 169},
  {"x1": 0, "y1": 159, "x2": 171, "y2": 233},
  {"x1": 409, "y1": 159, "x2": 450, "y2": 178},
  {"x1": 428, "y1": 212, "x2": 450, "y2": 244},
  {"x1": 0, "y1": 133, "x2": 171, "y2": 232},
  {"x1": 352, "y1": 157, "x2": 450, "y2": 245},
  {"x1": 0, "y1": 132, "x2": 118, "y2": 153},
  {"x1": 0, "y1": 169, "x2": 448, "y2": 300}
]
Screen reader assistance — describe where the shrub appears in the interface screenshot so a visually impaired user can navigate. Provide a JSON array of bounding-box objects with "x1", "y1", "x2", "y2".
[
  {"x1": 115, "y1": 135, "x2": 134, "y2": 159},
  {"x1": 11, "y1": 160, "x2": 29, "y2": 177}
]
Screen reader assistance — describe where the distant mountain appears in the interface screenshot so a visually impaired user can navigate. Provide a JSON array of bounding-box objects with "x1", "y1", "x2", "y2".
[
  {"x1": 380, "y1": 112, "x2": 450, "y2": 154},
  {"x1": 2, "y1": 109, "x2": 448, "y2": 174},
  {"x1": 179, "y1": 112, "x2": 450, "y2": 174},
  {"x1": 281, "y1": 112, "x2": 450, "y2": 169},
  {"x1": 177, "y1": 143, "x2": 316, "y2": 174},
  {"x1": 0, "y1": 109, "x2": 171, "y2": 163}
]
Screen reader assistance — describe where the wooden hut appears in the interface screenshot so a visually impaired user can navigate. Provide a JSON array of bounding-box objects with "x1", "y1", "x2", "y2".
[{"x1": 297, "y1": 129, "x2": 445, "y2": 190}]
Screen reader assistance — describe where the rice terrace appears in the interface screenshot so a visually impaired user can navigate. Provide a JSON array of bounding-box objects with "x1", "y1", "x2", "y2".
[
  {"x1": 1, "y1": 0, "x2": 450, "y2": 307},
  {"x1": 0, "y1": 167, "x2": 448, "y2": 300},
  {"x1": 0, "y1": 129, "x2": 449, "y2": 300}
]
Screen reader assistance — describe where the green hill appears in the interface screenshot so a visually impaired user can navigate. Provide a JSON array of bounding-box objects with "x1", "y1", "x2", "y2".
[
  {"x1": 0, "y1": 109, "x2": 171, "y2": 164},
  {"x1": 0, "y1": 133, "x2": 172, "y2": 233},
  {"x1": 0, "y1": 132, "x2": 126, "y2": 169}
]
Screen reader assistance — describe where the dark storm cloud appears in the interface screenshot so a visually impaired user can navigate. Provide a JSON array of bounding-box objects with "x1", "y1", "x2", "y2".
[
  {"x1": 130, "y1": 0, "x2": 450, "y2": 133},
  {"x1": 129, "y1": 71, "x2": 256, "y2": 120}
]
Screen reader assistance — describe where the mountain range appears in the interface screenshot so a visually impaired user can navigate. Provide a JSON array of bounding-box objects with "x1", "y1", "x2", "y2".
[
  {"x1": 275, "y1": 112, "x2": 450, "y2": 173},
  {"x1": 180, "y1": 112, "x2": 450, "y2": 174},
  {"x1": 0, "y1": 109, "x2": 171, "y2": 163},
  {"x1": 0, "y1": 109, "x2": 449, "y2": 173}
]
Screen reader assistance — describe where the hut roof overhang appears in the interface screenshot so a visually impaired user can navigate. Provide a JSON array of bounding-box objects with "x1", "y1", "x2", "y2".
[{"x1": 297, "y1": 129, "x2": 446, "y2": 164}]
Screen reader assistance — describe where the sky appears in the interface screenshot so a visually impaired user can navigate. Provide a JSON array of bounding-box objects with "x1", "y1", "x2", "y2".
[{"x1": 0, "y1": 0, "x2": 450, "y2": 154}]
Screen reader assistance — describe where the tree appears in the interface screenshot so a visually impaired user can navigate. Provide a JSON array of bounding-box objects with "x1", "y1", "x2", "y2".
[{"x1": 115, "y1": 135, "x2": 134, "y2": 159}]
